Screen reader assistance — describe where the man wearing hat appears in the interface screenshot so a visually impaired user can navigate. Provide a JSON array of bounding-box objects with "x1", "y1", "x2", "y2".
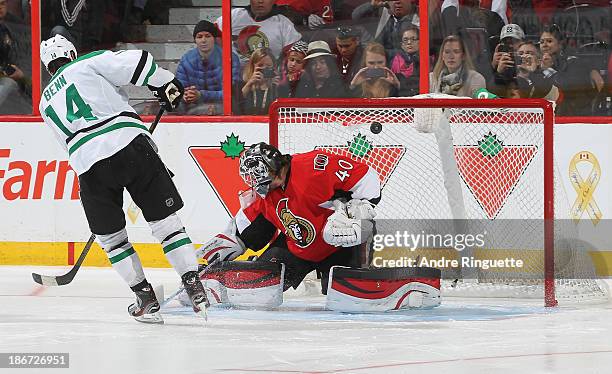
[
  {"x1": 335, "y1": 27, "x2": 364, "y2": 84},
  {"x1": 175, "y1": 20, "x2": 240, "y2": 115},
  {"x1": 491, "y1": 23, "x2": 525, "y2": 79},
  {"x1": 295, "y1": 40, "x2": 348, "y2": 98}
]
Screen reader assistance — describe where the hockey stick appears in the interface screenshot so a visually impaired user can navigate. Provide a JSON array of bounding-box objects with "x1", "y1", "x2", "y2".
[{"x1": 32, "y1": 106, "x2": 167, "y2": 287}]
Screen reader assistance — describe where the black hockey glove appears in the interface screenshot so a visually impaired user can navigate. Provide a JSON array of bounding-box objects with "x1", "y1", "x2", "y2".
[{"x1": 148, "y1": 78, "x2": 184, "y2": 111}]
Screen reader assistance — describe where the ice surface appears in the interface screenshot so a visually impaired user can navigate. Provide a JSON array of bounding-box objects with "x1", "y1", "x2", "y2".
[{"x1": 1, "y1": 266, "x2": 611, "y2": 374}]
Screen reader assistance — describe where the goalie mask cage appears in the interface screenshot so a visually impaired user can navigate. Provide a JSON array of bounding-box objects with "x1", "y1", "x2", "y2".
[{"x1": 269, "y1": 97, "x2": 609, "y2": 307}]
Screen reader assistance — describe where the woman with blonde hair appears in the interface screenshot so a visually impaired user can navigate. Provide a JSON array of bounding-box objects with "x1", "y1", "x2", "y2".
[
  {"x1": 237, "y1": 47, "x2": 279, "y2": 115},
  {"x1": 430, "y1": 35, "x2": 485, "y2": 97},
  {"x1": 349, "y1": 42, "x2": 400, "y2": 98}
]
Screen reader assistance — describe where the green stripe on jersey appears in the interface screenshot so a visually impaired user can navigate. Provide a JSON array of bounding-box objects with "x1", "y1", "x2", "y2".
[
  {"x1": 163, "y1": 238, "x2": 192, "y2": 254},
  {"x1": 68, "y1": 122, "x2": 148, "y2": 155},
  {"x1": 108, "y1": 247, "x2": 136, "y2": 264},
  {"x1": 142, "y1": 62, "x2": 157, "y2": 86}
]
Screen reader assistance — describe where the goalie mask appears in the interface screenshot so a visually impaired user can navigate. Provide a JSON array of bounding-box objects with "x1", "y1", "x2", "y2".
[{"x1": 239, "y1": 143, "x2": 286, "y2": 198}]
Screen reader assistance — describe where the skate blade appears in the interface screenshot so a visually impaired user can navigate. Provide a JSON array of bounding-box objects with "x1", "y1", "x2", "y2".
[
  {"x1": 134, "y1": 311, "x2": 164, "y2": 324},
  {"x1": 194, "y1": 302, "x2": 208, "y2": 321}
]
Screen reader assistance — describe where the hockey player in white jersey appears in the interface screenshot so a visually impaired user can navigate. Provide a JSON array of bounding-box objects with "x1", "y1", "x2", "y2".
[{"x1": 38, "y1": 35, "x2": 208, "y2": 323}]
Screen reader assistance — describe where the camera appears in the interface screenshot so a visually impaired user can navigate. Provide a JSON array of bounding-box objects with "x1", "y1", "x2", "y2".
[
  {"x1": 497, "y1": 43, "x2": 517, "y2": 79},
  {"x1": 365, "y1": 68, "x2": 386, "y2": 79},
  {"x1": 262, "y1": 67, "x2": 276, "y2": 79},
  {"x1": 498, "y1": 43, "x2": 512, "y2": 54},
  {"x1": 0, "y1": 63, "x2": 15, "y2": 76}
]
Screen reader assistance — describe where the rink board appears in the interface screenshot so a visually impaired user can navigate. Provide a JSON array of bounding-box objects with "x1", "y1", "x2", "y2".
[{"x1": 1, "y1": 121, "x2": 612, "y2": 274}]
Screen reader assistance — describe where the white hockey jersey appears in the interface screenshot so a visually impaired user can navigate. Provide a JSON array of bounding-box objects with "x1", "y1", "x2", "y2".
[{"x1": 39, "y1": 50, "x2": 174, "y2": 175}]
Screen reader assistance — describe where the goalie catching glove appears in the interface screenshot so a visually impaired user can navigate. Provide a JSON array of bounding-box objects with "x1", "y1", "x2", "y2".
[
  {"x1": 148, "y1": 77, "x2": 184, "y2": 111},
  {"x1": 323, "y1": 199, "x2": 375, "y2": 247},
  {"x1": 195, "y1": 218, "x2": 246, "y2": 263}
]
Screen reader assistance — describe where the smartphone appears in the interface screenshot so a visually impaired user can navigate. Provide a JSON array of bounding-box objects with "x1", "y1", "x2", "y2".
[
  {"x1": 365, "y1": 68, "x2": 386, "y2": 79},
  {"x1": 262, "y1": 67, "x2": 276, "y2": 79}
]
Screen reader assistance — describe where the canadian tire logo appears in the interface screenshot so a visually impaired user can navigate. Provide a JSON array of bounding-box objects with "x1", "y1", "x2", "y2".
[
  {"x1": 189, "y1": 134, "x2": 248, "y2": 216},
  {"x1": 455, "y1": 132, "x2": 538, "y2": 219}
]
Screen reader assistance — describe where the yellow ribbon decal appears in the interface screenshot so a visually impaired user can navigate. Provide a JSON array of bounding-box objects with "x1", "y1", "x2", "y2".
[{"x1": 569, "y1": 151, "x2": 602, "y2": 225}]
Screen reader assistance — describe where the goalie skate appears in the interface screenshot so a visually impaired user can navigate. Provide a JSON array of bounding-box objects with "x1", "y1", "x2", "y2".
[{"x1": 128, "y1": 285, "x2": 164, "y2": 324}]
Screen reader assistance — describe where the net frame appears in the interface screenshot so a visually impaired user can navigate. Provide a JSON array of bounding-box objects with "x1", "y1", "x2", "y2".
[{"x1": 269, "y1": 98, "x2": 557, "y2": 307}]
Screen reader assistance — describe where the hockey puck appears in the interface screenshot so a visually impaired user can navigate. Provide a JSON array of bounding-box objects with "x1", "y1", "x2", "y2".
[{"x1": 370, "y1": 121, "x2": 382, "y2": 134}]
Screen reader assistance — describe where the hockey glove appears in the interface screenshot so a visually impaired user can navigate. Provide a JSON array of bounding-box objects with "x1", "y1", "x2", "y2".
[
  {"x1": 148, "y1": 78, "x2": 184, "y2": 111},
  {"x1": 323, "y1": 201, "x2": 363, "y2": 247},
  {"x1": 346, "y1": 199, "x2": 376, "y2": 220},
  {"x1": 195, "y1": 218, "x2": 246, "y2": 263}
]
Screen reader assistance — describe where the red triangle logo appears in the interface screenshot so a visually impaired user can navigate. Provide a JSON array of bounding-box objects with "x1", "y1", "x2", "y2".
[
  {"x1": 315, "y1": 146, "x2": 406, "y2": 187},
  {"x1": 455, "y1": 145, "x2": 538, "y2": 219},
  {"x1": 189, "y1": 147, "x2": 248, "y2": 216}
]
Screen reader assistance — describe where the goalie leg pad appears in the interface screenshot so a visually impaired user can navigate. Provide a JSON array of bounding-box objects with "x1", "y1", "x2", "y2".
[
  {"x1": 195, "y1": 218, "x2": 246, "y2": 263},
  {"x1": 325, "y1": 266, "x2": 441, "y2": 312},
  {"x1": 193, "y1": 261, "x2": 285, "y2": 308}
]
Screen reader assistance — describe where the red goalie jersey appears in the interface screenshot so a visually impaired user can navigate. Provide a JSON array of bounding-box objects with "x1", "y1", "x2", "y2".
[{"x1": 235, "y1": 150, "x2": 381, "y2": 262}]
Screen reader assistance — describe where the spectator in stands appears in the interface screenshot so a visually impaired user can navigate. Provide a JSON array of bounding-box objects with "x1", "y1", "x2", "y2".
[
  {"x1": 352, "y1": 0, "x2": 418, "y2": 48},
  {"x1": 0, "y1": 0, "x2": 22, "y2": 24},
  {"x1": 295, "y1": 40, "x2": 348, "y2": 98},
  {"x1": 390, "y1": 24, "x2": 419, "y2": 96},
  {"x1": 175, "y1": 20, "x2": 240, "y2": 115},
  {"x1": 375, "y1": 0, "x2": 418, "y2": 55},
  {"x1": 491, "y1": 24, "x2": 525, "y2": 81},
  {"x1": 507, "y1": 41, "x2": 559, "y2": 101},
  {"x1": 216, "y1": 0, "x2": 302, "y2": 65},
  {"x1": 41, "y1": 0, "x2": 107, "y2": 52},
  {"x1": 349, "y1": 42, "x2": 399, "y2": 97},
  {"x1": 236, "y1": 47, "x2": 280, "y2": 115},
  {"x1": 539, "y1": 24, "x2": 602, "y2": 116},
  {"x1": 276, "y1": 0, "x2": 343, "y2": 30},
  {"x1": 278, "y1": 40, "x2": 307, "y2": 98},
  {"x1": 487, "y1": 23, "x2": 525, "y2": 97},
  {"x1": 335, "y1": 26, "x2": 364, "y2": 84},
  {"x1": 430, "y1": 34, "x2": 485, "y2": 97},
  {"x1": 437, "y1": 0, "x2": 504, "y2": 46},
  {"x1": 0, "y1": 21, "x2": 30, "y2": 114}
]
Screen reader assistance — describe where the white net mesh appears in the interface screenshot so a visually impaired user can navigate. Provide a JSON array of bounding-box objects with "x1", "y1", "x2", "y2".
[{"x1": 272, "y1": 98, "x2": 609, "y2": 304}]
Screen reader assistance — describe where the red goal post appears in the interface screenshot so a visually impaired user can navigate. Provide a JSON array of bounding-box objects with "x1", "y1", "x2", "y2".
[{"x1": 269, "y1": 97, "x2": 558, "y2": 305}]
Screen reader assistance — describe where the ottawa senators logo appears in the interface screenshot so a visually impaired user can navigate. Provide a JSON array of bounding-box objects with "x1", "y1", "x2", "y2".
[
  {"x1": 237, "y1": 25, "x2": 270, "y2": 59},
  {"x1": 276, "y1": 198, "x2": 316, "y2": 248}
]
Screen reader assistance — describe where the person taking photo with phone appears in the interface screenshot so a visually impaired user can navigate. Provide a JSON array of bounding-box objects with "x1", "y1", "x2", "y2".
[
  {"x1": 349, "y1": 42, "x2": 399, "y2": 98},
  {"x1": 237, "y1": 47, "x2": 280, "y2": 115}
]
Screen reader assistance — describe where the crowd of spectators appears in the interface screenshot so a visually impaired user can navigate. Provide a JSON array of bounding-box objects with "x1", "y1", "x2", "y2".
[
  {"x1": 1, "y1": 0, "x2": 611, "y2": 116},
  {"x1": 203, "y1": 0, "x2": 612, "y2": 116}
]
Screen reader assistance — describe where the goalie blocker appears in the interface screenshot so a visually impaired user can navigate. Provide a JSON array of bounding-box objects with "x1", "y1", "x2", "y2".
[{"x1": 326, "y1": 266, "x2": 441, "y2": 312}]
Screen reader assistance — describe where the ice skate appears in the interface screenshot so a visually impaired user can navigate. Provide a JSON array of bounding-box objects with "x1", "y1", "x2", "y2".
[
  {"x1": 182, "y1": 271, "x2": 210, "y2": 320},
  {"x1": 128, "y1": 284, "x2": 163, "y2": 324}
]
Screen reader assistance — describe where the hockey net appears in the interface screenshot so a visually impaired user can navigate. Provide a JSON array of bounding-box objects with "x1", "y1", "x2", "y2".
[{"x1": 269, "y1": 96, "x2": 609, "y2": 306}]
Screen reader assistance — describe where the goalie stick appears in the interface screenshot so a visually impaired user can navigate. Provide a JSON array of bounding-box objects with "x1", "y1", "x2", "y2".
[{"x1": 32, "y1": 106, "x2": 167, "y2": 287}]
